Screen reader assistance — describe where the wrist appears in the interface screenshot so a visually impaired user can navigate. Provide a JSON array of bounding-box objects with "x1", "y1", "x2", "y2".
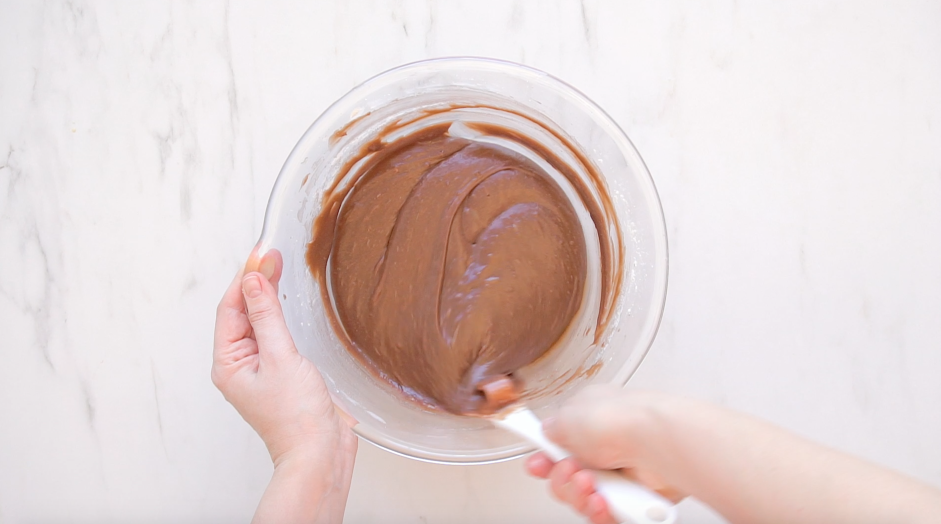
[
  {"x1": 272, "y1": 428, "x2": 358, "y2": 504},
  {"x1": 265, "y1": 411, "x2": 358, "y2": 468},
  {"x1": 253, "y1": 431, "x2": 357, "y2": 524},
  {"x1": 270, "y1": 424, "x2": 358, "y2": 471}
]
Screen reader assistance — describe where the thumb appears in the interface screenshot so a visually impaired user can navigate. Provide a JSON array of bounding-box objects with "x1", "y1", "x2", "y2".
[
  {"x1": 542, "y1": 416, "x2": 569, "y2": 450},
  {"x1": 242, "y1": 272, "x2": 297, "y2": 362}
]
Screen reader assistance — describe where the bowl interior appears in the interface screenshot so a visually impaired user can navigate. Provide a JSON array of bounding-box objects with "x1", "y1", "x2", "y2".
[{"x1": 258, "y1": 58, "x2": 668, "y2": 464}]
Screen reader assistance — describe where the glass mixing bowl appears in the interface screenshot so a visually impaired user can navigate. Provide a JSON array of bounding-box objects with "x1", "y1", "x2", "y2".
[{"x1": 256, "y1": 57, "x2": 667, "y2": 464}]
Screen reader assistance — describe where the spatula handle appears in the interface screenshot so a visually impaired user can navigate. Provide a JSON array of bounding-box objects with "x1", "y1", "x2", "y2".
[{"x1": 592, "y1": 470, "x2": 677, "y2": 524}]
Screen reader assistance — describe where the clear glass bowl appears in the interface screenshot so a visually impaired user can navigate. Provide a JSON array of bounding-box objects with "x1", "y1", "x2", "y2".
[{"x1": 257, "y1": 57, "x2": 668, "y2": 464}]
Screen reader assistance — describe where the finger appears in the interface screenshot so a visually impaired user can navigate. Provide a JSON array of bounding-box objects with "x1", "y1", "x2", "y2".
[
  {"x1": 525, "y1": 452, "x2": 554, "y2": 479},
  {"x1": 586, "y1": 493, "x2": 617, "y2": 524},
  {"x1": 245, "y1": 247, "x2": 283, "y2": 292},
  {"x1": 568, "y1": 469, "x2": 595, "y2": 514},
  {"x1": 658, "y1": 485, "x2": 687, "y2": 504},
  {"x1": 242, "y1": 271, "x2": 297, "y2": 363},
  {"x1": 213, "y1": 267, "x2": 251, "y2": 361},
  {"x1": 549, "y1": 458, "x2": 579, "y2": 503},
  {"x1": 624, "y1": 467, "x2": 687, "y2": 503}
]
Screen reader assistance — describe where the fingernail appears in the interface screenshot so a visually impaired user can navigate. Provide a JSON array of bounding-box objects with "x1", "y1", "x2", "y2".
[
  {"x1": 243, "y1": 274, "x2": 263, "y2": 298},
  {"x1": 259, "y1": 253, "x2": 276, "y2": 280},
  {"x1": 334, "y1": 403, "x2": 359, "y2": 428}
]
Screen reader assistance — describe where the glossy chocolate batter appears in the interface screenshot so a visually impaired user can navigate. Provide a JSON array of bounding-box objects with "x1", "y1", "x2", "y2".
[{"x1": 308, "y1": 125, "x2": 587, "y2": 414}]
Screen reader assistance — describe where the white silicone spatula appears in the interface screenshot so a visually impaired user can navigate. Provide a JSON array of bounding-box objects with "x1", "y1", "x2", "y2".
[{"x1": 492, "y1": 406, "x2": 678, "y2": 524}]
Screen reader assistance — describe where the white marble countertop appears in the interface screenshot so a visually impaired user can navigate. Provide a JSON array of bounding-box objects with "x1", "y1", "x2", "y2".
[{"x1": 1, "y1": 2, "x2": 939, "y2": 523}]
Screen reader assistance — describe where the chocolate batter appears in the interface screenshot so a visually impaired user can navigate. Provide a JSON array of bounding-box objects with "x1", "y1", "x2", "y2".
[{"x1": 308, "y1": 121, "x2": 618, "y2": 414}]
